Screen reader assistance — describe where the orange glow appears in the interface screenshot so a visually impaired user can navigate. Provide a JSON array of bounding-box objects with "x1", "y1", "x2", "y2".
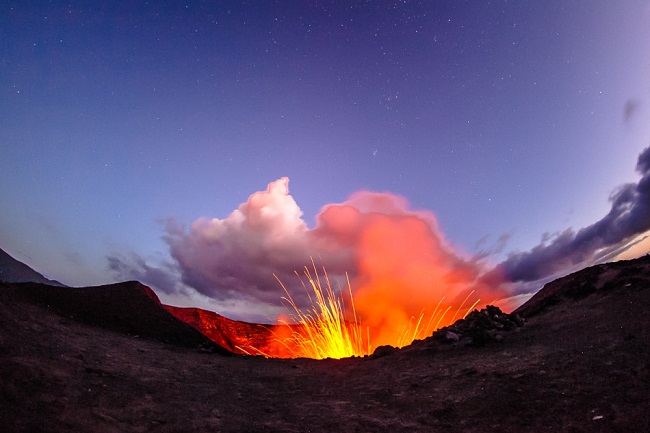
[
  {"x1": 262, "y1": 262, "x2": 368, "y2": 359},
  {"x1": 253, "y1": 209, "x2": 512, "y2": 359},
  {"x1": 353, "y1": 214, "x2": 510, "y2": 348}
]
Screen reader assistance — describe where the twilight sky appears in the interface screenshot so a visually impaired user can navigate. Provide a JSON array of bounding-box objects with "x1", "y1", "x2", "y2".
[{"x1": 2, "y1": 1, "x2": 650, "y2": 322}]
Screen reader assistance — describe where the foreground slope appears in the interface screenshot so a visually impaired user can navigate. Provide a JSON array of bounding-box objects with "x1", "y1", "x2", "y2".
[
  {"x1": 0, "y1": 281, "x2": 229, "y2": 353},
  {"x1": 0, "y1": 257, "x2": 649, "y2": 432}
]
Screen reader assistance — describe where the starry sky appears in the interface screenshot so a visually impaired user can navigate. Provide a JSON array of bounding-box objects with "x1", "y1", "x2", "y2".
[{"x1": 2, "y1": 1, "x2": 650, "y2": 320}]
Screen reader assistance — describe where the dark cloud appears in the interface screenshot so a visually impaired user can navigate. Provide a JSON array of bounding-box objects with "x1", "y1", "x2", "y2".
[
  {"x1": 499, "y1": 145, "x2": 650, "y2": 287},
  {"x1": 623, "y1": 99, "x2": 641, "y2": 123},
  {"x1": 472, "y1": 232, "x2": 512, "y2": 261},
  {"x1": 107, "y1": 253, "x2": 179, "y2": 294}
]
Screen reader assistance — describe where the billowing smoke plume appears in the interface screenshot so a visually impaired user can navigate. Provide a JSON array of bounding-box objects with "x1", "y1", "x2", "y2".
[
  {"x1": 310, "y1": 193, "x2": 508, "y2": 345},
  {"x1": 107, "y1": 253, "x2": 178, "y2": 294},
  {"x1": 163, "y1": 177, "x2": 312, "y2": 304},
  {"x1": 109, "y1": 145, "x2": 650, "y2": 326},
  {"x1": 499, "y1": 145, "x2": 650, "y2": 286},
  {"x1": 157, "y1": 177, "x2": 508, "y2": 333}
]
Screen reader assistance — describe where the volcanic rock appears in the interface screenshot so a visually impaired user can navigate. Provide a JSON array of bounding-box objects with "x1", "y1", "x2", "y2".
[
  {"x1": 1, "y1": 255, "x2": 649, "y2": 432},
  {"x1": 372, "y1": 344, "x2": 399, "y2": 358},
  {"x1": 0, "y1": 280, "x2": 230, "y2": 354},
  {"x1": 514, "y1": 254, "x2": 650, "y2": 318},
  {"x1": 164, "y1": 305, "x2": 298, "y2": 357},
  {"x1": 444, "y1": 330, "x2": 460, "y2": 342},
  {"x1": 432, "y1": 305, "x2": 525, "y2": 347}
]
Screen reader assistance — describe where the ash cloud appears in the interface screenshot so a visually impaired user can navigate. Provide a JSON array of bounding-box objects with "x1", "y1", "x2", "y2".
[
  {"x1": 109, "y1": 145, "x2": 650, "y2": 314},
  {"x1": 156, "y1": 177, "x2": 504, "y2": 313},
  {"x1": 162, "y1": 177, "x2": 313, "y2": 304},
  {"x1": 499, "y1": 145, "x2": 650, "y2": 287},
  {"x1": 107, "y1": 253, "x2": 179, "y2": 294}
]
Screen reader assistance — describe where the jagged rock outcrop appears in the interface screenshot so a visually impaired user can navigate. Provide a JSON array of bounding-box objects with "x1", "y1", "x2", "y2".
[{"x1": 433, "y1": 305, "x2": 525, "y2": 347}]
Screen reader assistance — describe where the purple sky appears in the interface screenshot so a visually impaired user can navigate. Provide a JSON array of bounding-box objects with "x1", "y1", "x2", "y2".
[{"x1": 2, "y1": 1, "x2": 650, "y2": 321}]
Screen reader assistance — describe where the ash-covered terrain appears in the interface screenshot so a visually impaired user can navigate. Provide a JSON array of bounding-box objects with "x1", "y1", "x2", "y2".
[{"x1": 0, "y1": 250, "x2": 648, "y2": 432}]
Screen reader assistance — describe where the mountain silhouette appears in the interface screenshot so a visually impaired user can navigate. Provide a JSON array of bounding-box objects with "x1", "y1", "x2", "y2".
[
  {"x1": 0, "y1": 247, "x2": 66, "y2": 286},
  {"x1": 1, "y1": 248, "x2": 648, "y2": 431}
]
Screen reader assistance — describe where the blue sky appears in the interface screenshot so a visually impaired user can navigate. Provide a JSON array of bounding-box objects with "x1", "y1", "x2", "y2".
[{"x1": 2, "y1": 1, "x2": 650, "y2": 320}]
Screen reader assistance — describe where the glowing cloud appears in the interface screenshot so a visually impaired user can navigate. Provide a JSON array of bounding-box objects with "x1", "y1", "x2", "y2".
[
  {"x1": 163, "y1": 177, "x2": 312, "y2": 304},
  {"x1": 312, "y1": 193, "x2": 509, "y2": 347},
  {"x1": 161, "y1": 177, "x2": 510, "y2": 343},
  {"x1": 110, "y1": 146, "x2": 650, "y2": 336}
]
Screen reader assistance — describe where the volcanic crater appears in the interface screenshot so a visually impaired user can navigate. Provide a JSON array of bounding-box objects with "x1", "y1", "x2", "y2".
[{"x1": 1, "y1": 254, "x2": 649, "y2": 432}]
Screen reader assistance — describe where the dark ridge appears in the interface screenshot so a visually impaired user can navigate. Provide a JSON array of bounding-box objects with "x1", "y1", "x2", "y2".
[
  {"x1": 1, "y1": 253, "x2": 649, "y2": 431},
  {"x1": 1, "y1": 281, "x2": 231, "y2": 354},
  {"x1": 514, "y1": 254, "x2": 650, "y2": 318},
  {"x1": 0, "y1": 247, "x2": 66, "y2": 287}
]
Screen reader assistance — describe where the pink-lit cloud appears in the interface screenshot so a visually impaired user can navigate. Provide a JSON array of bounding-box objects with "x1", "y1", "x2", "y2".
[
  {"x1": 163, "y1": 177, "x2": 312, "y2": 304},
  {"x1": 158, "y1": 177, "x2": 508, "y2": 327},
  {"x1": 108, "y1": 146, "x2": 650, "y2": 322}
]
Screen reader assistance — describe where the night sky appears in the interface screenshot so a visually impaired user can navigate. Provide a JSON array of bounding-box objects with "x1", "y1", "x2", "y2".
[{"x1": 2, "y1": 1, "x2": 650, "y2": 321}]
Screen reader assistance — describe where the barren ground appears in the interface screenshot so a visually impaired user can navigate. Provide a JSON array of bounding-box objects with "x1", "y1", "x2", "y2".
[{"x1": 1, "y1": 258, "x2": 649, "y2": 432}]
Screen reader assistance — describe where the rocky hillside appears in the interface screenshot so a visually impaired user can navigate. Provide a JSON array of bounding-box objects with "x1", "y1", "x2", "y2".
[
  {"x1": 514, "y1": 254, "x2": 650, "y2": 318},
  {"x1": 165, "y1": 305, "x2": 298, "y2": 357},
  {"x1": 0, "y1": 254, "x2": 648, "y2": 431},
  {"x1": 1, "y1": 280, "x2": 230, "y2": 354}
]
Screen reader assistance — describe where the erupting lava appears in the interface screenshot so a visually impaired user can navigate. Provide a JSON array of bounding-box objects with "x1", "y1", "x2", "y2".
[
  {"x1": 231, "y1": 182, "x2": 512, "y2": 359},
  {"x1": 273, "y1": 265, "x2": 368, "y2": 359},
  {"x1": 238, "y1": 262, "x2": 368, "y2": 358},
  {"x1": 241, "y1": 259, "x2": 507, "y2": 360}
]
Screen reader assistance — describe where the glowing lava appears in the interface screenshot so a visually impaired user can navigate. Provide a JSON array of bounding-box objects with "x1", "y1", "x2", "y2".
[
  {"x1": 243, "y1": 192, "x2": 512, "y2": 359},
  {"x1": 268, "y1": 263, "x2": 369, "y2": 359},
  {"x1": 242, "y1": 260, "x2": 502, "y2": 360}
]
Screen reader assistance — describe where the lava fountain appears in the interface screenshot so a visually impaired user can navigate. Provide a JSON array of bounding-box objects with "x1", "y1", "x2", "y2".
[
  {"x1": 273, "y1": 264, "x2": 368, "y2": 359},
  {"x1": 237, "y1": 187, "x2": 512, "y2": 359},
  {"x1": 241, "y1": 260, "x2": 506, "y2": 359}
]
